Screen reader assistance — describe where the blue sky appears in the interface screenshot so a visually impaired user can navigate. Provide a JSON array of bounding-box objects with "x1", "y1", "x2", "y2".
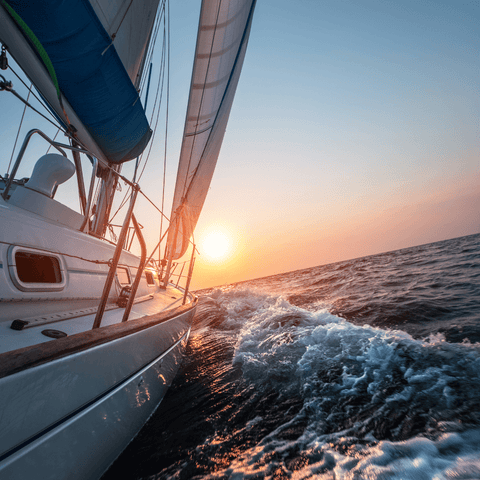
[{"x1": 185, "y1": 0, "x2": 479, "y2": 288}]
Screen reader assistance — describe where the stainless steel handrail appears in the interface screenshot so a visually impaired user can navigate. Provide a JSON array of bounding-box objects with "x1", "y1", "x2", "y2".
[
  {"x1": 2, "y1": 129, "x2": 99, "y2": 234},
  {"x1": 121, "y1": 213, "x2": 147, "y2": 322},
  {"x1": 92, "y1": 184, "x2": 140, "y2": 329},
  {"x1": 2, "y1": 129, "x2": 66, "y2": 200}
]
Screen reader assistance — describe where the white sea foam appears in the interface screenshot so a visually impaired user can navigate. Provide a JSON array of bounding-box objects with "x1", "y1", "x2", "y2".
[{"x1": 204, "y1": 288, "x2": 480, "y2": 479}]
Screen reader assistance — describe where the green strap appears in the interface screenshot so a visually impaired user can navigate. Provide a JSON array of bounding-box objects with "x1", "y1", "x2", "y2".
[{"x1": 2, "y1": 0, "x2": 61, "y2": 98}]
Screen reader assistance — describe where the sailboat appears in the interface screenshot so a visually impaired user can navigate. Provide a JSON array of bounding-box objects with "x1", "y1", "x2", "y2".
[{"x1": 0, "y1": 0, "x2": 256, "y2": 478}]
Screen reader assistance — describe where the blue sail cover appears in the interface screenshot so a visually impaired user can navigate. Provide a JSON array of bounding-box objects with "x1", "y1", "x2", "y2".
[{"x1": 5, "y1": 0, "x2": 152, "y2": 164}]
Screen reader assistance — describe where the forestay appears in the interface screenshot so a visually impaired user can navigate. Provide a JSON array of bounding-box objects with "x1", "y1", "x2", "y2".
[{"x1": 168, "y1": 0, "x2": 256, "y2": 259}]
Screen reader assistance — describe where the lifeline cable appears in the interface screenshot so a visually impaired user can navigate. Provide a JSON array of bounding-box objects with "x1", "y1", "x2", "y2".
[{"x1": 1, "y1": 1, "x2": 76, "y2": 133}]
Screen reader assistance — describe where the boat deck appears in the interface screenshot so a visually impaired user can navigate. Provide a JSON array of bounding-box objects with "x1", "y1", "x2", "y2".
[{"x1": 0, "y1": 285, "x2": 189, "y2": 356}]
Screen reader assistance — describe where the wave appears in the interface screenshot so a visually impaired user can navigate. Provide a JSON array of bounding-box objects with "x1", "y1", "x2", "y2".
[
  {"x1": 103, "y1": 235, "x2": 480, "y2": 479},
  {"x1": 190, "y1": 288, "x2": 480, "y2": 479}
]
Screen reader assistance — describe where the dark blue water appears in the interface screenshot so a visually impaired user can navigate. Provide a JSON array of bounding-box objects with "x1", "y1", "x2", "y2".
[{"x1": 104, "y1": 233, "x2": 480, "y2": 479}]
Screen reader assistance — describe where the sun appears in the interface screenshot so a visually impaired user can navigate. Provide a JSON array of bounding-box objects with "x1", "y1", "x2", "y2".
[{"x1": 201, "y1": 230, "x2": 231, "y2": 260}]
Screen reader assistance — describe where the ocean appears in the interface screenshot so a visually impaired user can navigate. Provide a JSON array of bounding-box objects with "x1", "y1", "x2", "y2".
[{"x1": 103, "y1": 233, "x2": 480, "y2": 479}]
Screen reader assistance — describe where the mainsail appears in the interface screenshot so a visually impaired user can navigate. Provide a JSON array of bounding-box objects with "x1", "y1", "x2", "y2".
[
  {"x1": 88, "y1": 0, "x2": 160, "y2": 89},
  {"x1": 0, "y1": 0, "x2": 159, "y2": 164},
  {"x1": 167, "y1": 0, "x2": 257, "y2": 260}
]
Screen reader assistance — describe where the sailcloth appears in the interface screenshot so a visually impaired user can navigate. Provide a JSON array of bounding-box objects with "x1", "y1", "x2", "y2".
[
  {"x1": 88, "y1": 0, "x2": 160, "y2": 89},
  {"x1": 0, "y1": 0, "x2": 159, "y2": 164},
  {"x1": 167, "y1": 0, "x2": 256, "y2": 260}
]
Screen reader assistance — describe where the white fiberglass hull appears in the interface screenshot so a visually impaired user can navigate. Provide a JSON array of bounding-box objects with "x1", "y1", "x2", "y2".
[
  {"x1": 0, "y1": 305, "x2": 195, "y2": 479},
  {"x1": 0, "y1": 185, "x2": 197, "y2": 479}
]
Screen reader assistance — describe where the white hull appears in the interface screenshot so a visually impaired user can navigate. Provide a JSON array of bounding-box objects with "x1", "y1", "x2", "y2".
[
  {"x1": 0, "y1": 186, "x2": 197, "y2": 478},
  {"x1": 0, "y1": 304, "x2": 196, "y2": 479}
]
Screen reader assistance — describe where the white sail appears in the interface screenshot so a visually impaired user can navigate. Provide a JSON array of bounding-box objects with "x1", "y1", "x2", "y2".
[
  {"x1": 88, "y1": 0, "x2": 161, "y2": 88},
  {"x1": 168, "y1": 0, "x2": 256, "y2": 259}
]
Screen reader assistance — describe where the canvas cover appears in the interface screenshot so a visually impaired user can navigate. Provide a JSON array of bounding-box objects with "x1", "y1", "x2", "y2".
[{"x1": 1, "y1": 0, "x2": 157, "y2": 164}]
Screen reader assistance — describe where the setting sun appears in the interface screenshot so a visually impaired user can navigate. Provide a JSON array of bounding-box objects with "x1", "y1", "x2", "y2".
[{"x1": 201, "y1": 230, "x2": 231, "y2": 260}]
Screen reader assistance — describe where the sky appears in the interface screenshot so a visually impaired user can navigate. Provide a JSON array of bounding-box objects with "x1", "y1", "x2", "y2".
[
  {"x1": 181, "y1": 0, "x2": 480, "y2": 289},
  {"x1": 1, "y1": 0, "x2": 479, "y2": 291}
]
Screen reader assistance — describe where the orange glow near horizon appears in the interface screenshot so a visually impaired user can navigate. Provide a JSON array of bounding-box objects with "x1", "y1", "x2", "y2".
[
  {"x1": 189, "y1": 222, "x2": 249, "y2": 290},
  {"x1": 199, "y1": 228, "x2": 233, "y2": 262}
]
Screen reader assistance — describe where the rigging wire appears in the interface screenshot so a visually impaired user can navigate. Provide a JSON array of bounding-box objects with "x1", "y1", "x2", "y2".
[
  {"x1": 135, "y1": 0, "x2": 170, "y2": 240},
  {"x1": 138, "y1": 187, "x2": 170, "y2": 223},
  {"x1": 136, "y1": 31, "x2": 167, "y2": 183},
  {"x1": 99, "y1": 0, "x2": 134, "y2": 56},
  {"x1": 108, "y1": 183, "x2": 132, "y2": 224},
  {"x1": 7, "y1": 84, "x2": 31, "y2": 175},
  {"x1": 7, "y1": 65, "x2": 64, "y2": 131},
  {"x1": 45, "y1": 128, "x2": 61, "y2": 154},
  {"x1": 108, "y1": 0, "x2": 168, "y2": 226},
  {"x1": 159, "y1": 0, "x2": 171, "y2": 262},
  {"x1": 108, "y1": 39, "x2": 166, "y2": 223},
  {"x1": 136, "y1": 1, "x2": 169, "y2": 182},
  {"x1": 132, "y1": 61, "x2": 153, "y2": 182},
  {"x1": 111, "y1": 0, "x2": 134, "y2": 41},
  {"x1": 138, "y1": 187, "x2": 197, "y2": 253},
  {"x1": 138, "y1": 0, "x2": 166, "y2": 94},
  {"x1": 97, "y1": 0, "x2": 195, "y2": 263}
]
